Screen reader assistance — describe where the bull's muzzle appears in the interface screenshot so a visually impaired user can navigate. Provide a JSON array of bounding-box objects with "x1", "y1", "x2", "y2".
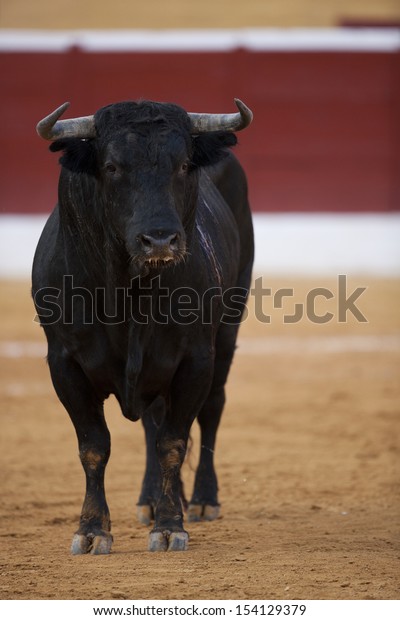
[{"x1": 137, "y1": 231, "x2": 184, "y2": 264}]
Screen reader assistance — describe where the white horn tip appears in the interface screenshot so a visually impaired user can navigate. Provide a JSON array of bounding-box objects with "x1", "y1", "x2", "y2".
[
  {"x1": 234, "y1": 98, "x2": 253, "y2": 126},
  {"x1": 36, "y1": 102, "x2": 71, "y2": 139}
]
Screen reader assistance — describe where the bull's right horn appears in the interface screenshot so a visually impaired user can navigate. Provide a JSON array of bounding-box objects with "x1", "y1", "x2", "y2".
[
  {"x1": 188, "y1": 98, "x2": 253, "y2": 134},
  {"x1": 36, "y1": 102, "x2": 96, "y2": 141}
]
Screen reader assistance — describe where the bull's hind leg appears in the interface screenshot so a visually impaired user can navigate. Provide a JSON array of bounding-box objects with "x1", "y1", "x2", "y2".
[
  {"x1": 47, "y1": 349, "x2": 112, "y2": 555},
  {"x1": 188, "y1": 323, "x2": 238, "y2": 522}
]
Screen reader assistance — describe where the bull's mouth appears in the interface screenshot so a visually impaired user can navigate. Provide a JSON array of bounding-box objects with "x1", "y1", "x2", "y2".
[
  {"x1": 144, "y1": 255, "x2": 179, "y2": 269},
  {"x1": 129, "y1": 250, "x2": 187, "y2": 272}
]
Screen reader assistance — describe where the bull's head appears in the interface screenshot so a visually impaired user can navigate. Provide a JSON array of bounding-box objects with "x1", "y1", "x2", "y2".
[{"x1": 37, "y1": 99, "x2": 252, "y2": 270}]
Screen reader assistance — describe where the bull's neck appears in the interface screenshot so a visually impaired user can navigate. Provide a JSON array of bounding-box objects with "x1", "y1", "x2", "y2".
[{"x1": 59, "y1": 211, "x2": 128, "y2": 290}]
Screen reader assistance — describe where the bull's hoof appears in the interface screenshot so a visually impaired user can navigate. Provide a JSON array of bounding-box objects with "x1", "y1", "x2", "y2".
[
  {"x1": 203, "y1": 505, "x2": 220, "y2": 521},
  {"x1": 148, "y1": 531, "x2": 168, "y2": 552},
  {"x1": 91, "y1": 533, "x2": 113, "y2": 555},
  {"x1": 137, "y1": 505, "x2": 154, "y2": 526},
  {"x1": 71, "y1": 532, "x2": 113, "y2": 555},
  {"x1": 187, "y1": 503, "x2": 220, "y2": 522},
  {"x1": 168, "y1": 532, "x2": 189, "y2": 551},
  {"x1": 148, "y1": 530, "x2": 189, "y2": 552},
  {"x1": 71, "y1": 534, "x2": 90, "y2": 555}
]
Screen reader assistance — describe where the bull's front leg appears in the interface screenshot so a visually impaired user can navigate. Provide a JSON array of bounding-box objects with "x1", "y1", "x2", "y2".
[
  {"x1": 47, "y1": 349, "x2": 112, "y2": 555},
  {"x1": 148, "y1": 433, "x2": 189, "y2": 551},
  {"x1": 148, "y1": 354, "x2": 213, "y2": 552}
]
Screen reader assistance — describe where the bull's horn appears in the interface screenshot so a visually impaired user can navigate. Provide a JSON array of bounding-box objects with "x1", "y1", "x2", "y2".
[
  {"x1": 36, "y1": 102, "x2": 96, "y2": 140},
  {"x1": 188, "y1": 98, "x2": 253, "y2": 133},
  {"x1": 37, "y1": 99, "x2": 253, "y2": 140}
]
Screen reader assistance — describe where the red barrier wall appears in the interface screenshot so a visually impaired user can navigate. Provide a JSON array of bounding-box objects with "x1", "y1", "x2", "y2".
[{"x1": 1, "y1": 48, "x2": 399, "y2": 213}]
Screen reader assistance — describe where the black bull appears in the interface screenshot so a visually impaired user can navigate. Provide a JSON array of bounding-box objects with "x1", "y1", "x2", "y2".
[{"x1": 32, "y1": 99, "x2": 254, "y2": 553}]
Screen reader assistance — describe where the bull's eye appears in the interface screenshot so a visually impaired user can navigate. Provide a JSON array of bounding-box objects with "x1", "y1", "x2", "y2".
[
  {"x1": 104, "y1": 162, "x2": 117, "y2": 175},
  {"x1": 179, "y1": 162, "x2": 189, "y2": 175}
]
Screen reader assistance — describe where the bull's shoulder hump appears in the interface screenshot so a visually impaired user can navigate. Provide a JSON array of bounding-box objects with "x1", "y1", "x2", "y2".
[{"x1": 198, "y1": 171, "x2": 237, "y2": 229}]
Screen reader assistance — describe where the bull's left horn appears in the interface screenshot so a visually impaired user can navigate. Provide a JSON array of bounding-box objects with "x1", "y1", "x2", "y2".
[
  {"x1": 36, "y1": 102, "x2": 96, "y2": 140},
  {"x1": 188, "y1": 98, "x2": 253, "y2": 134}
]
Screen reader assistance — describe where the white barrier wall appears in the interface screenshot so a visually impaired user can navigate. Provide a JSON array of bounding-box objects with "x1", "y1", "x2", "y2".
[{"x1": 1, "y1": 213, "x2": 399, "y2": 278}]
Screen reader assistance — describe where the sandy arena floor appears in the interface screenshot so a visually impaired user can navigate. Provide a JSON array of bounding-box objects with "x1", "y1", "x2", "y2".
[{"x1": 0, "y1": 277, "x2": 399, "y2": 600}]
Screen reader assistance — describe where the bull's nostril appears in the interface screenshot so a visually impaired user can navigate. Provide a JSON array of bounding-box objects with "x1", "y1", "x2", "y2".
[
  {"x1": 139, "y1": 234, "x2": 153, "y2": 249},
  {"x1": 138, "y1": 231, "x2": 181, "y2": 257},
  {"x1": 169, "y1": 234, "x2": 179, "y2": 249}
]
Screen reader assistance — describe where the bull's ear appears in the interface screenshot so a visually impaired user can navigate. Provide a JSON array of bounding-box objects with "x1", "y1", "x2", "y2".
[
  {"x1": 191, "y1": 131, "x2": 237, "y2": 168},
  {"x1": 49, "y1": 138, "x2": 97, "y2": 175}
]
